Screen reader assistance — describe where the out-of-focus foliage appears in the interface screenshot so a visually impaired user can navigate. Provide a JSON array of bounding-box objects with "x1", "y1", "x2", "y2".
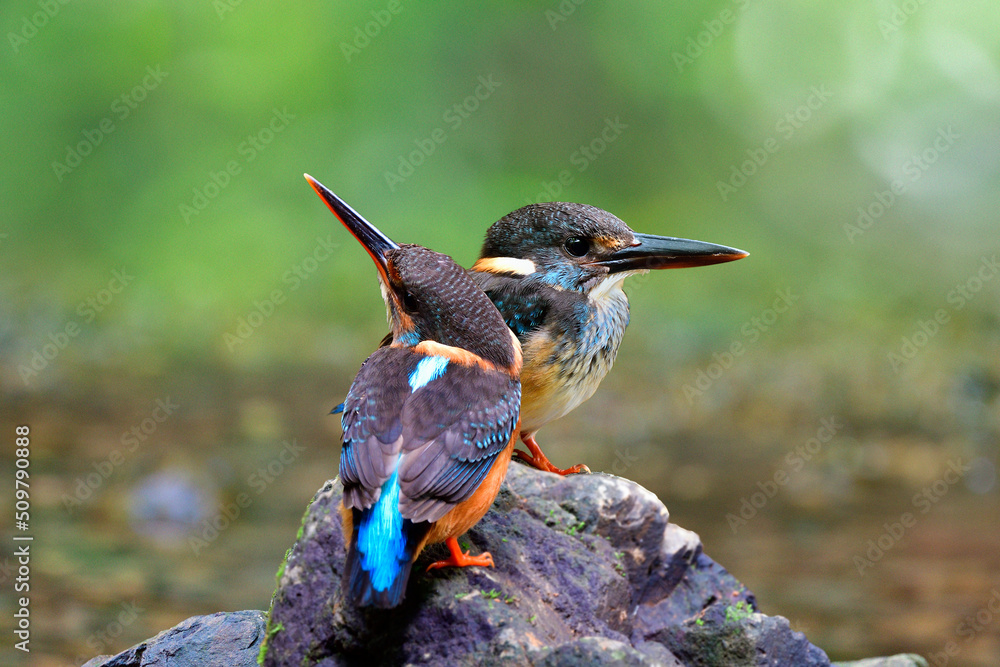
[{"x1": 3, "y1": 1, "x2": 997, "y2": 374}]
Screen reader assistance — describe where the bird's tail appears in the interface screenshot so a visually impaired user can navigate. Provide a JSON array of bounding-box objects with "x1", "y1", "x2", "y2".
[{"x1": 344, "y1": 474, "x2": 429, "y2": 608}]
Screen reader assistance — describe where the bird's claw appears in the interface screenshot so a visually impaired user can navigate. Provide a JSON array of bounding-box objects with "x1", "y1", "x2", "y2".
[
  {"x1": 513, "y1": 447, "x2": 590, "y2": 476},
  {"x1": 426, "y1": 537, "x2": 495, "y2": 572}
]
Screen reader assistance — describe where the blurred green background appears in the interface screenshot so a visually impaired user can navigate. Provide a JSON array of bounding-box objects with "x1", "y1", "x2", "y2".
[{"x1": 2, "y1": 0, "x2": 999, "y2": 664}]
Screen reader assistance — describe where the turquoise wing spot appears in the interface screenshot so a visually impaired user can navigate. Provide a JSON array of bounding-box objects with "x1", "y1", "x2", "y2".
[{"x1": 408, "y1": 356, "x2": 449, "y2": 392}]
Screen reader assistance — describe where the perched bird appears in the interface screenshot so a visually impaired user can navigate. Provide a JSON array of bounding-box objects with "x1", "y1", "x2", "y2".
[
  {"x1": 305, "y1": 175, "x2": 522, "y2": 609},
  {"x1": 470, "y1": 203, "x2": 747, "y2": 475}
]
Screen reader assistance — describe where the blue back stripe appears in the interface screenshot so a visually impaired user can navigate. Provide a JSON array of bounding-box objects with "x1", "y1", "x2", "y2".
[
  {"x1": 357, "y1": 464, "x2": 405, "y2": 592},
  {"x1": 408, "y1": 356, "x2": 449, "y2": 392}
]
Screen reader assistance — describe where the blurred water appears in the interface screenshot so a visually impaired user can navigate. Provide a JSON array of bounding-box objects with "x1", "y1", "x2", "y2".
[{"x1": 3, "y1": 351, "x2": 998, "y2": 665}]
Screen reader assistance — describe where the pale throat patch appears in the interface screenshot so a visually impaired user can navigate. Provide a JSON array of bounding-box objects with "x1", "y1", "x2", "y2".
[
  {"x1": 471, "y1": 256, "x2": 537, "y2": 276},
  {"x1": 378, "y1": 277, "x2": 392, "y2": 324},
  {"x1": 588, "y1": 269, "x2": 646, "y2": 303}
]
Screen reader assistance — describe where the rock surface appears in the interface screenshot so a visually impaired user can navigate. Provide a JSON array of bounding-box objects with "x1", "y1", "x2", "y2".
[
  {"x1": 81, "y1": 610, "x2": 266, "y2": 667},
  {"x1": 85, "y1": 465, "x2": 929, "y2": 667}
]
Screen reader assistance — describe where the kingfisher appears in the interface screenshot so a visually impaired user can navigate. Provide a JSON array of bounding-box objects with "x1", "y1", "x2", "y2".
[
  {"x1": 305, "y1": 175, "x2": 522, "y2": 609},
  {"x1": 469, "y1": 203, "x2": 747, "y2": 475}
]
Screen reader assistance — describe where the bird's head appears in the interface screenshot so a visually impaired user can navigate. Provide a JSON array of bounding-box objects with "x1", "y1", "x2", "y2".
[
  {"x1": 472, "y1": 202, "x2": 748, "y2": 297},
  {"x1": 305, "y1": 175, "x2": 518, "y2": 370}
]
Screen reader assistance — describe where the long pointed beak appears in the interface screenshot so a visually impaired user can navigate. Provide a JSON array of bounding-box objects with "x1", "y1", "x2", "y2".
[
  {"x1": 304, "y1": 174, "x2": 399, "y2": 276},
  {"x1": 593, "y1": 233, "x2": 748, "y2": 273}
]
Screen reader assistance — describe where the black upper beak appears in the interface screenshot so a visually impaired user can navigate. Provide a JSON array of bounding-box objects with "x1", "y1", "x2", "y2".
[
  {"x1": 304, "y1": 174, "x2": 399, "y2": 275},
  {"x1": 593, "y1": 233, "x2": 748, "y2": 273}
]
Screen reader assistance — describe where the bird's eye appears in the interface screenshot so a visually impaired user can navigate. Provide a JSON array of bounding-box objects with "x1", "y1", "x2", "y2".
[
  {"x1": 401, "y1": 290, "x2": 419, "y2": 312},
  {"x1": 564, "y1": 237, "x2": 590, "y2": 257}
]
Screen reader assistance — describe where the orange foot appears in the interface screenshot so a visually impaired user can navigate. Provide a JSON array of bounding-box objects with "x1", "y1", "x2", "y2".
[
  {"x1": 513, "y1": 433, "x2": 590, "y2": 476},
  {"x1": 426, "y1": 536, "x2": 495, "y2": 572}
]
